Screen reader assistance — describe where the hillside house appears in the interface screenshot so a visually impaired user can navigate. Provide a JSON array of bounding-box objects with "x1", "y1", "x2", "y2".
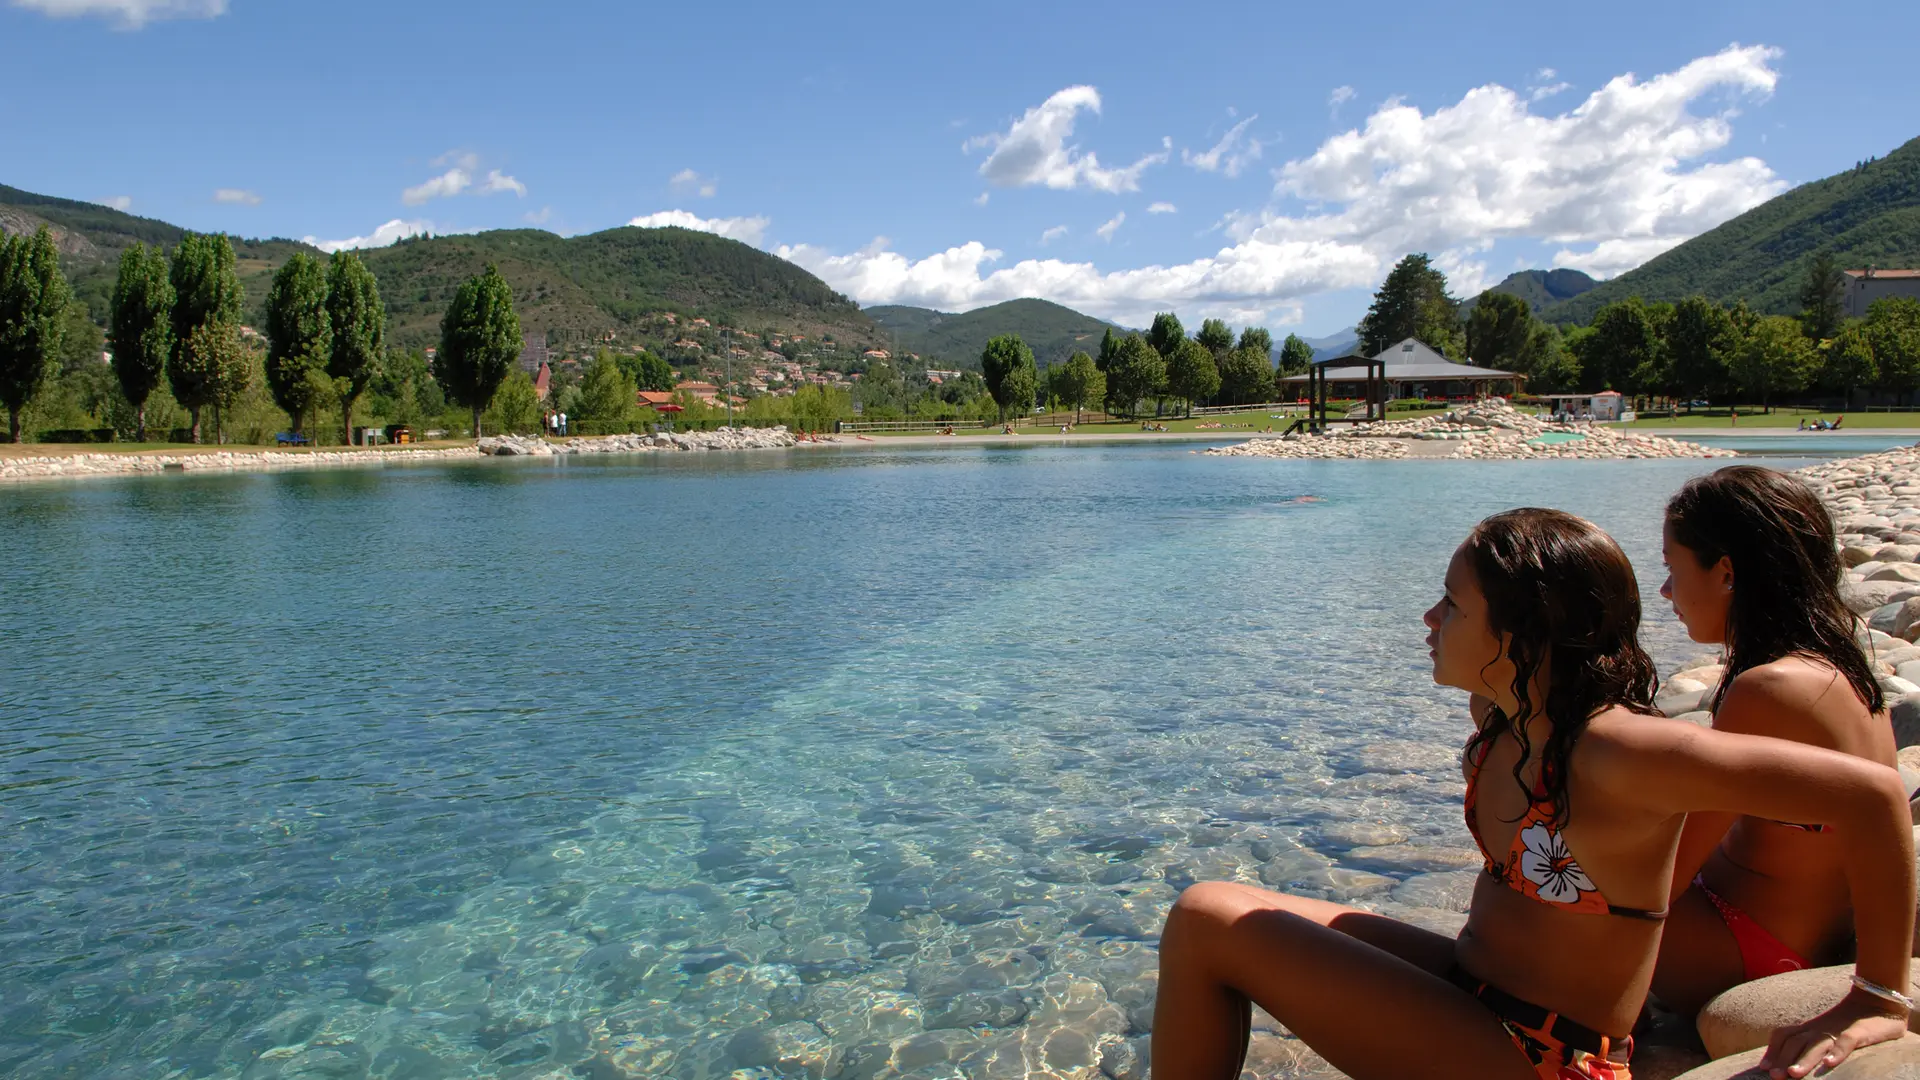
[
  {"x1": 672, "y1": 339, "x2": 703, "y2": 351},
  {"x1": 1843, "y1": 269, "x2": 1920, "y2": 318},
  {"x1": 691, "y1": 318, "x2": 711, "y2": 328},
  {"x1": 637, "y1": 390, "x2": 676, "y2": 410},
  {"x1": 533, "y1": 363, "x2": 551, "y2": 401},
  {"x1": 675, "y1": 380, "x2": 721, "y2": 404},
  {"x1": 862, "y1": 349, "x2": 890, "y2": 360}
]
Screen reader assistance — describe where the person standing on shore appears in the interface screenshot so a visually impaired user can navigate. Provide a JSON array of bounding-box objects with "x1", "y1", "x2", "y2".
[
  {"x1": 1648, "y1": 466, "x2": 1898, "y2": 1018},
  {"x1": 1151, "y1": 508, "x2": 1914, "y2": 1080}
]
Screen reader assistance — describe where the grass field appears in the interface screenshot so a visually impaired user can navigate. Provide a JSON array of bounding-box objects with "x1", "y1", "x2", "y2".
[{"x1": 1621, "y1": 408, "x2": 1920, "y2": 430}]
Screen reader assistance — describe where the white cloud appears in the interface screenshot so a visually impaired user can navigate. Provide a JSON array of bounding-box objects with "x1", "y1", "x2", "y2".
[
  {"x1": 403, "y1": 168, "x2": 471, "y2": 206},
  {"x1": 973, "y1": 192, "x2": 990, "y2": 206},
  {"x1": 96, "y1": 195, "x2": 132, "y2": 211},
  {"x1": 433, "y1": 150, "x2": 480, "y2": 170},
  {"x1": 670, "y1": 169, "x2": 718, "y2": 198},
  {"x1": 213, "y1": 188, "x2": 261, "y2": 206},
  {"x1": 1528, "y1": 68, "x2": 1572, "y2": 101},
  {"x1": 1183, "y1": 115, "x2": 1263, "y2": 178},
  {"x1": 11, "y1": 0, "x2": 224, "y2": 28},
  {"x1": 1263, "y1": 43, "x2": 1786, "y2": 280},
  {"x1": 1147, "y1": 202, "x2": 1177, "y2": 214},
  {"x1": 1040, "y1": 225, "x2": 1069, "y2": 245},
  {"x1": 479, "y1": 169, "x2": 526, "y2": 197},
  {"x1": 1095, "y1": 213, "x2": 1126, "y2": 241},
  {"x1": 964, "y1": 86, "x2": 1169, "y2": 193},
  {"x1": 628, "y1": 209, "x2": 770, "y2": 247},
  {"x1": 524, "y1": 207, "x2": 553, "y2": 225},
  {"x1": 303, "y1": 219, "x2": 436, "y2": 254},
  {"x1": 1328, "y1": 85, "x2": 1356, "y2": 112},
  {"x1": 773, "y1": 45, "x2": 1787, "y2": 323}
]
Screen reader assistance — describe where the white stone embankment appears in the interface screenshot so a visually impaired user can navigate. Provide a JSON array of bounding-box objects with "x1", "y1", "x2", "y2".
[
  {"x1": 1206, "y1": 399, "x2": 1737, "y2": 461},
  {"x1": 0, "y1": 427, "x2": 822, "y2": 483}
]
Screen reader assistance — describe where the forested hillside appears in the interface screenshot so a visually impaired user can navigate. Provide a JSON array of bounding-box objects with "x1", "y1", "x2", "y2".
[{"x1": 866, "y1": 298, "x2": 1120, "y2": 369}]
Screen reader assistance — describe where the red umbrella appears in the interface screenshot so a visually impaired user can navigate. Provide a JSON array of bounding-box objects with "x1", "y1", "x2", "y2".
[{"x1": 655, "y1": 403, "x2": 684, "y2": 412}]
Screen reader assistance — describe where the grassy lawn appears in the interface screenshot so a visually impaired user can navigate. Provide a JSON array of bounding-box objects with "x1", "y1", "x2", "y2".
[
  {"x1": 0, "y1": 438, "x2": 475, "y2": 459},
  {"x1": 1621, "y1": 408, "x2": 1920, "y2": 430}
]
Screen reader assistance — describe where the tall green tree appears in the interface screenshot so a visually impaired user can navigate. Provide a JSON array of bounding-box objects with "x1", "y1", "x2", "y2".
[
  {"x1": 325, "y1": 251, "x2": 385, "y2": 444},
  {"x1": 1277, "y1": 333, "x2": 1314, "y2": 376},
  {"x1": 1822, "y1": 321, "x2": 1878, "y2": 406},
  {"x1": 1052, "y1": 350, "x2": 1104, "y2": 423},
  {"x1": 1867, "y1": 297, "x2": 1920, "y2": 405},
  {"x1": 1104, "y1": 334, "x2": 1166, "y2": 417},
  {"x1": 1196, "y1": 318, "x2": 1234, "y2": 358},
  {"x1": 166, "y1": 233, "x2": 244, "y2": 442},
  {"x1": 173, "y1": 320, "x2": 250, "y2": 444},
  {"x1": 436, "y1": 264, "x2": 522, "y2": 435},
  {"x1": 1798, "y1": 249, "x2": 1845, "y2": 344},
  {"x1": 1665, "y1": 296, "x2": 1736, "y2": 406},
  {"x1": 979, "y1": 334, "x2": 1037, "y2": 421},
  {"x1": 1095, "y1": 326, "x2": 1121, "y2": 372},
  {"x1": 634, "y1": 350, "x2": 674, "y2": 391},
  {"x1": 0, "y1": 226, "x2": 73, "y2": 442},
  {"x1": 263, "y1": 252, "x2": 330, "y2": 434},
  {"x1": 1239, "y1": 326, "x2": 1275, "y2": 359},
  {"x1": 1730, "y1": 315, "x2": 1818, "y2": 410},
  {"x1": 1464, "y1": 292, "x2": 1534, "y2": 371},
  {"x1": 484, "y1": 370, "x2": 542, "y2": 435},
  {"x1": 108, "y1": 242, "x2": 174, "y2": 441},
  {"x1": 1517, "y1": 322, "x2": 1580, "y2": 393},
  {"x1": 1146, "y1": 312, "x2": 1186, "y2": 360},
  {"x1": 1217, "y1": 346, "x2": 1274, "y2": 405},
  {"x1": 1165, "y1": 338, "x2": 1220, "y2": 416},
  {"x1": 575, "y1": 353, "x2": 636, "y2": 433},
  {"x1": 1575, "y1": 298, "x2": 1662, "y2": 394},
  {"x1": 1358, "y1": 254, "x2": 1461, "y2": 357}
]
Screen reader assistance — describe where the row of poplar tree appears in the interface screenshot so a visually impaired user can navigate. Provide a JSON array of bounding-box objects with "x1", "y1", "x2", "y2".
[
  {"x1": 0, "y1": 224, "x2": 532, "y2": 444},
  {"x1": 978, "y1": 317, "x2": 1317, "y2": 421}
]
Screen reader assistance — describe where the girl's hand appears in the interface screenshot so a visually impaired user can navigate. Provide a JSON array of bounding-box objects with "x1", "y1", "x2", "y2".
[{"x1": 1759, "y1": 989, "x2": 1910, "y2": 1078}]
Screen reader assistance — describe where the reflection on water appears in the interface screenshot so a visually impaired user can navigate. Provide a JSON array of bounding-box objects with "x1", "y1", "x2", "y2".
[{"x1": 1, "y1": 449, "x2": 1727, "y2": 1078}]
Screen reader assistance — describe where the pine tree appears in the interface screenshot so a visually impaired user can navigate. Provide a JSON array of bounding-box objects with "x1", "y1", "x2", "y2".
[
  {"x1": 1358, "y1": 254, "x2": 1461, "y2": 357},
  {"x1": 108, "y1": 243, "x2": 174, "y2": 441},
  {"x1": 1798, "y1": 249, "x2": 1845, "y2": 344}
]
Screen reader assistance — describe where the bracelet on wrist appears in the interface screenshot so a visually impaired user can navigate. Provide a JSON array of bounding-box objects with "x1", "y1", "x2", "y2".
[{"x1": 1850, "y1": 974, "x2": 1915, "y2": 1013}]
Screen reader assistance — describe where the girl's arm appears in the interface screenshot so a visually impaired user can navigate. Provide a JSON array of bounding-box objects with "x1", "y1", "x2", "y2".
[{"x1": 1587, "y1": 716, "x2": 1913, "y2": 1078}]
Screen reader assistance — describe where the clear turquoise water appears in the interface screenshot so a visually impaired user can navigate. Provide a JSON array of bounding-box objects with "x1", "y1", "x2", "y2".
[{"x1": 0, "y1": 447, "x2": 1807, "y2": 1079}]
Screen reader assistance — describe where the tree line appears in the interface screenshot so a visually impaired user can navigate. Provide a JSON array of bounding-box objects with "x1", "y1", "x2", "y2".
[
  {"x1": 1356, "y1": 250, "x2": 1920, "y2": 408},
  {"x1": 0, "y1": 225, "x2": 533, "y2": 444},
  {"x1": 974, "y1": 317, "x2": 1316, "y2": 421}
]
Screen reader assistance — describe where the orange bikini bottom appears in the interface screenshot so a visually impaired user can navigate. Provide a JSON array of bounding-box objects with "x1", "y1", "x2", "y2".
[{"x1": 1448, "y1": 965, "x2": 1633, "y2": 1080}]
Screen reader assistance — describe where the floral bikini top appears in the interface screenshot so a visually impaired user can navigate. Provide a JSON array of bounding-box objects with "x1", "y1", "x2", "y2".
[{"x1": 1463, "y1": 740, "x2": 1668, "y2": 921}]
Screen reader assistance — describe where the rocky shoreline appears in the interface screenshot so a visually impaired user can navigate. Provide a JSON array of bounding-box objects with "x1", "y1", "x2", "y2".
[
  {"x1": 1206, "y1": 399, "x2": 1737, "y2": 461},
  {"x1": 0, "y1": 427, "x2": 829, "y2": 483}
]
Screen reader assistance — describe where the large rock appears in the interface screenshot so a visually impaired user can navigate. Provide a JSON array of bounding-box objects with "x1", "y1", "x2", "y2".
[
  {"x1": 1697, "y1": 965, "x2": 1920, "y2": 1059},
  {"x1": 1871, "y1": 564, "x2": 1920, "y2": 584},
  {"x1": 1894, "y1": 696, "x2": 1920, "y2": 750},
  {"x1": 1846, "y1": 581, "x2": 1920, "y2": 616},
  {"x1": 1671, "y1": 1035, "x2": 1920, "y2": 1079}
]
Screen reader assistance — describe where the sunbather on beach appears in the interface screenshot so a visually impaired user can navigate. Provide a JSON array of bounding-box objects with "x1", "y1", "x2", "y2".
[
  {"x1": 1151, "y1": 507, "x2": 1914, "y2": 1080},
  {"x1": 1649, "y1": 466, "x2": 1898, "y2": 1018}
]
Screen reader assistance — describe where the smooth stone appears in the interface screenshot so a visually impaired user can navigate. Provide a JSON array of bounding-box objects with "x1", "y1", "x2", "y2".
[
  {"x1": 1871, "y1": 563, "x2": 1920, "y2": 584},
  {"x1": 1846, "y1": 545, "x2": 1883, "y2": 567},
  {"x1": 1886, "y1": 675, "x2": 1920, "y2": 697},
  {"x1": 1314, "y1": 821, "x2": 1409, "y2": 848},
  {"x1": 1390, "y1": 870, "x2": 1477, "y2": 912},
  {"x1": 1858, "y1": 562, "x2": 1891, "y2": 580},
  {"x1": 1844, "y1": 581, "x2": 1920, "y2": 616},
  {"x1": 1340, "y1": 844, "x2": 1480, "y2": 874},
  {"x1": 1876, "y1": 545, "x2": 1920, "y2": 564},
  {"x1": 1672, "y1": 1035, "x2": 1920, "y2": 1079},
  {"x1": 1893, "y1": 599, "x2": 1920, "y2": 640},
  {"x1": 1697, "y1": 965, "x2": 1920, "y2": 1059},
  {"x1": 1673, "y1": 666, "x2": 1727, "y2": 687},
  {"x1": 1659, "y1": 686, "x2": 1712, "y2": 717},
  {"x1": 1885, "y1": 647, "x2": 1920, "y2": 669},
  {"x1": 1900, "y1": 696, "x2": 1920, "y2": 750},
  {"x1": 1873, "y1": 603, "x2": 1911, "y2": 634}
]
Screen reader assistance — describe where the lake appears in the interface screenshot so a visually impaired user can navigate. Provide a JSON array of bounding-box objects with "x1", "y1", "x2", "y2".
[{"x1": 0, "y1": 445, "x2": 1835, "y2": 1079}]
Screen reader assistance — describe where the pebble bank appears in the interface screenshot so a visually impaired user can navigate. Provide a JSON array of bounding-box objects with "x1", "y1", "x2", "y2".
[
  {"x1": 1206, "y1": 400, "x2": 1736, "y2": 461},
  {"x1": 0, "y1": 428, "x2": 819, "y2": 484}
]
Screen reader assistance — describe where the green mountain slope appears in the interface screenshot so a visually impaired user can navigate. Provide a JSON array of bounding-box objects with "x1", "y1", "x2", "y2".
[
  {"x1": 0, "y1": 184, "x2": 884, "y2": 350},
  {"x1": 1474, "y1": 268, "x2": 1597, "y2": 312},
  {"x1": 867, "y1": 298, "x2": 1120, "y2": 369},
  {"x1": 1541, "y1": 137, "x2": 1920, "y2": 323}
]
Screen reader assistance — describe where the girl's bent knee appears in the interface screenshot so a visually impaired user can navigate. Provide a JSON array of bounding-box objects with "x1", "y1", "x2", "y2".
[{"x1": 1168, "y1": 880, "x2": 1251, "y2": 930}]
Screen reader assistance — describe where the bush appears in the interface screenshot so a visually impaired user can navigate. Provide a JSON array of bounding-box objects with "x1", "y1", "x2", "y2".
[{"x1": 35, "y1": 427, "x2": 116, "y2": 443}]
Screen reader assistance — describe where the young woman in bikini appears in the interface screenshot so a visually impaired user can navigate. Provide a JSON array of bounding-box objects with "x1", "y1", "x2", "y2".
[
  {"x1": 1650, "y1": 466, "x2": 1898, "y2": 1018},
  {"x1": 1151, "y1": 508, "x2": 1914, "y2": 1080}
]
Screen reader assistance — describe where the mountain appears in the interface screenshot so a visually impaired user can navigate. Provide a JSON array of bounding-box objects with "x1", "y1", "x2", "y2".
[
  {"x1": 1540, "y1": 136, "x2": 1920, "y2": 324},
  {"x1": 1472, "y1": 269, "x2": 1598, "y2": 313},
  {"x1": 1302, "y1": 326, "x2": 1359, "y2": 361},
  {"x1": 0, "y1": 183, "x2": 886, "y2": 351},
  {"x1": 866, "y1": 298, "x2": 1120, "y2": 369}
]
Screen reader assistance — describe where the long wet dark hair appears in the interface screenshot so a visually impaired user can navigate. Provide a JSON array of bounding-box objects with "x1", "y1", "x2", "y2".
[
  {"x1": 1667, "y1": 465, "x2": 1883, "y2": 716},
  {"x1": 1461, "y1": 508, "x2": 1660, "y2": 827}
]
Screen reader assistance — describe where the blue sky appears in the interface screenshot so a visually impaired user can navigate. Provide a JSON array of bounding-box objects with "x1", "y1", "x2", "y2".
[{"x1": 3, "y1": 0, "x2": 1916, "y2": 335}]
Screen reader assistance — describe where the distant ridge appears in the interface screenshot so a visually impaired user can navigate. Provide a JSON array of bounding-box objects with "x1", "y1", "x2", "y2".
[
  {"x1": 1472, "y1": 269, "x2": 1598, "y2": 313},
  {"x1": 866, "y1": 297, "x2": 1121, "y2": 369},
  {"x1": 1540, "y1": 136, "x2": 1920, "y2": 323},
  {"x1": 0, "y1": 183, "x2": 887, "y2": 351}
]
